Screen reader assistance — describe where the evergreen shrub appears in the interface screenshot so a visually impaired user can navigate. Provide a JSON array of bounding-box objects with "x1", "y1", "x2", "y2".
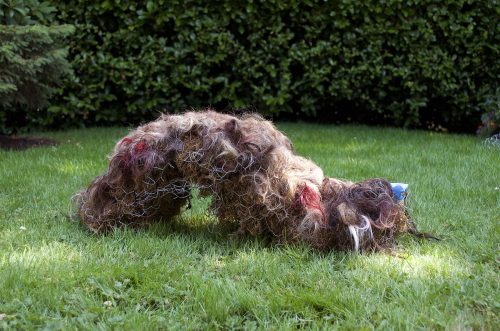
[
  {"x1": 0, "y1": 0, "x2": 73, "y2": 133},
  {"x1": 5, "y1": 1, "x2": 500, "y2": 133}
]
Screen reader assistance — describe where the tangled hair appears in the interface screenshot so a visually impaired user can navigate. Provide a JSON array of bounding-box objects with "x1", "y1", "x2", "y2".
[{"x1": 75, "y1": 110, "x2": 419, "y2": 252}]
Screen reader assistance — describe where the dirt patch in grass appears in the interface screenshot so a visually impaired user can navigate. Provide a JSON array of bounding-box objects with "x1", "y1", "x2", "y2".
[{"x1": 0, "y1": 135, "x2": 58, "y2": 151}]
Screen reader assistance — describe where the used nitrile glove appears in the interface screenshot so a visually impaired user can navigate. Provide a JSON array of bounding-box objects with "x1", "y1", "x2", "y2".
[{"x1": 391, "y1": 183, "x2": 408, "y2": 203}]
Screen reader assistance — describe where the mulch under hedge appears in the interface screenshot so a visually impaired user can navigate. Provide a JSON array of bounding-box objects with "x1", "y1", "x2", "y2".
[{"x1": 0, "y1": 135, "x2": 58, "y2": 151}]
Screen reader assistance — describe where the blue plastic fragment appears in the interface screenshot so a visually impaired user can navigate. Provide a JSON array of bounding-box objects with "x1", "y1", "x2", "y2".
[{"x1": 390, "y1": 183, "x2": 409, "y2": 202}]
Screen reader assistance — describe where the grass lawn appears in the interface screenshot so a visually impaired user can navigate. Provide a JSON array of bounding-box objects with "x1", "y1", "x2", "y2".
[{"x1": 0, "y1": 123, "x2": 498, "y2": 330}]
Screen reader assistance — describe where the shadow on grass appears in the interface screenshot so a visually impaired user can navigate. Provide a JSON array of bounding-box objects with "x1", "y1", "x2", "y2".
[{"x1": 66, "y1": 211, "x2": 275, "y2": 253}]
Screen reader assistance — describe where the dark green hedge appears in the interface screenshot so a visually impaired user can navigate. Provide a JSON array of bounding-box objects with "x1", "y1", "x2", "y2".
[{"x1": 43, "y1": 1, "x2": 500, "y2": 132}]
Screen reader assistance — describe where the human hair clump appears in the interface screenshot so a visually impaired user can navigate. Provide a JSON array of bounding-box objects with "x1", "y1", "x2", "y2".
[{"x1": 75, "y1": 110, "x2": 415, "y2": 252}]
